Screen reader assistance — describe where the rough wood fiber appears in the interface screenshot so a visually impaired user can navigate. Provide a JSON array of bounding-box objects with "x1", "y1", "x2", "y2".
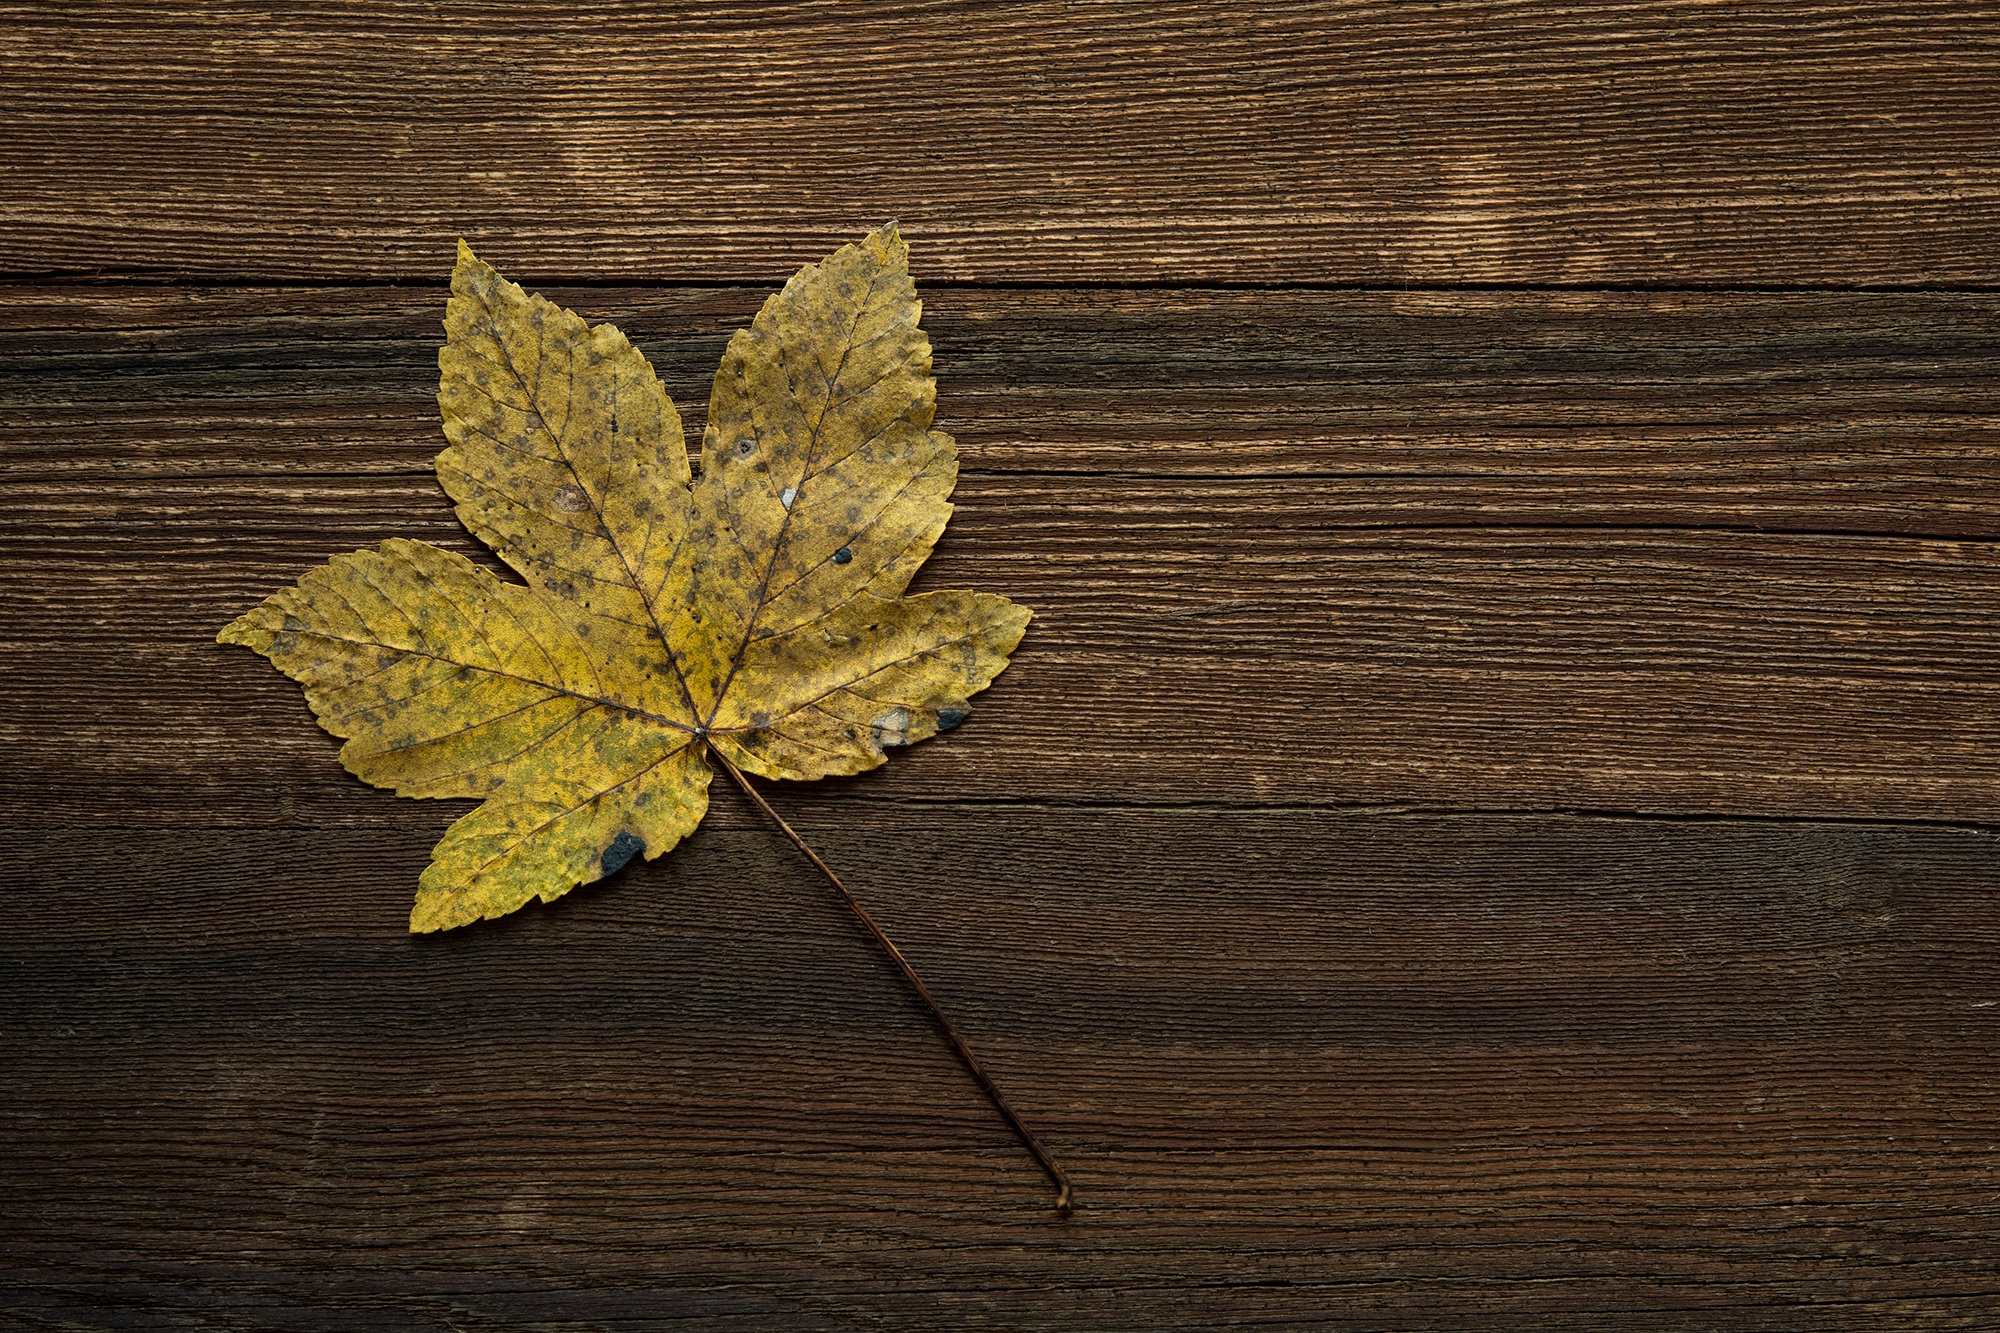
[
  {"x1": 7, "y1": 286, "x2": 2000, "y2": 529},
  {"x1": 13, "y1": 472, "x2": 2000, "y2": 827},
  {"x1": 6, "y1": 4, "x2": 2000, "y2": 1327},
  {"x1": 5, "y1": 288, "x2": 1999, "y2": 829},
  {"x1": 3, "y1": 1, "x2": 1999, "y2": 284},
  {"x1": 6, "y1": 815, "x2": 1999, "y2": 1331}
]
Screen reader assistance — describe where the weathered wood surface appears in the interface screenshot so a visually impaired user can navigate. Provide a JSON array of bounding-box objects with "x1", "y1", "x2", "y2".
[
  {"x1": 8, "y1": 288, "x2": 2000, "y2": 828},
  {"x1": 3, "y1": 1, "x2": 1998, "y2": 284},
  {"x1": 6, "y1": 816, "x2": 1999, "y2": 1330},
  {"x1": 6, "y1": 4, "x2": 2000, "y2": 1328},
  {"x1": 6, "y1": 282, "x2": 1999, "y2": 1329}
]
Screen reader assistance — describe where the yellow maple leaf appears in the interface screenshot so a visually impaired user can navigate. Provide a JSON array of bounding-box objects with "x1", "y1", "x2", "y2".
[{"x1": 220, "y1": 225, "x2": 1030, "y2": 935}]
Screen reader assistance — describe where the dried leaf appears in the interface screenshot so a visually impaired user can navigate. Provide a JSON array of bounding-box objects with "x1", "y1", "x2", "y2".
[{"x1": 221, "y1": 225, "x2": 1030, "y2": 932}]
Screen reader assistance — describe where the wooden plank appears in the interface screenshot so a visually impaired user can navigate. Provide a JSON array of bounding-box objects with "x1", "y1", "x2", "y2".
[
  {"x1": 4, "y1": 285, "x2": 1998, "y2": 824},
  {"x1": 5, "y1": 813, "x2": 1997, "y2": 1329},
  {"x1": 3, "y1": 2, "x2": 1999, "y2": 284},
  {"x1": 7, "y1": 469, "x2": 2000, "y2": 825},
  {"x1": 8, "y1": 286, "x2": 1997, "y2": 532},
  {"x1": 8, "y1": 4, "x2": 1997, "y2": 1325}
]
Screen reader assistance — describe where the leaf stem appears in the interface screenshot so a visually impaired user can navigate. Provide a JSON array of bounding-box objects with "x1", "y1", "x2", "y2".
[{"x1": 709, "y1": 747, "x2": 1074, "y2": 1214}]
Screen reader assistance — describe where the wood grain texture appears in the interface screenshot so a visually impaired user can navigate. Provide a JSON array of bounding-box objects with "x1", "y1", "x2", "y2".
[
  {"x1": 8, "y1": 285, "x2": 2000, "y2": 524},
  {"x1": 5, "y1": 287, "x2": 1998, "y2": 828},
  {"x1": 3, "y1": 1, "x2": 1999, "y2": 284},
  {"x1": 6, "y1": 5, "x2": 2000, "y2": 1327},
  {"x1": 6, "y1": 815, "x2": 2000, "y2": 1330}
]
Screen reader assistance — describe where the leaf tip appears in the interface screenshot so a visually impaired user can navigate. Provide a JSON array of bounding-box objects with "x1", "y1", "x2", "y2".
[
  {"x1": 989, "y1": 594, "x2": 1034, "y2": 645},
  {"x1": 872, "y1": 219, "x2": 907, "y2": 258},
  {"x1": 215, "y1": 613, "x2": 258, "y2": 648},
  {"x1": 408, "y1": 888, "x2": 467, "y2": 934},
  {"x1": 450, "y1": 239, "x2": 496, "y2": 297}
]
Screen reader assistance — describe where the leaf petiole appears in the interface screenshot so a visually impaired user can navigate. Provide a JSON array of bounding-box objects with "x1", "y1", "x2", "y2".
[{"x1": 710, "y1": 748, "x2": 1075, "y2": 1215}]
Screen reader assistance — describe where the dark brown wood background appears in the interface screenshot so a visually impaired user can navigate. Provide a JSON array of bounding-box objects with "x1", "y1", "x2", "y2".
[{"x1": 5, "y1": 4, "x2": 1999, "y2": 1329}]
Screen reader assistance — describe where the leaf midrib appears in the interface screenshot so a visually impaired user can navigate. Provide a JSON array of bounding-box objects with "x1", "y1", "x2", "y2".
[
  {"x1": 699, "y1": 265, "x2": 885, "y2": 731},
  {"x1": 474, "y1": 294, "x2": 705, "y2": 729}
]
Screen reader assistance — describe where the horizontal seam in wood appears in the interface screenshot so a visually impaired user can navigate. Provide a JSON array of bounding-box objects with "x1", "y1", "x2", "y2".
[{"x1": 4, "y1": 275, "x2": 2000, "y2": 295}]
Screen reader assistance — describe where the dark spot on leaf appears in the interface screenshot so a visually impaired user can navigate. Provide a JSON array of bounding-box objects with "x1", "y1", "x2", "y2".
[
  {"x1": 936, "y1": 706, "x2": 969, "y2": 732},
  {"x1": 601, "y1": 831, "x2": 645, "y2": 876},
  {"x1": 832, "y1": 546, "x2": 852, "y2": 564}
]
